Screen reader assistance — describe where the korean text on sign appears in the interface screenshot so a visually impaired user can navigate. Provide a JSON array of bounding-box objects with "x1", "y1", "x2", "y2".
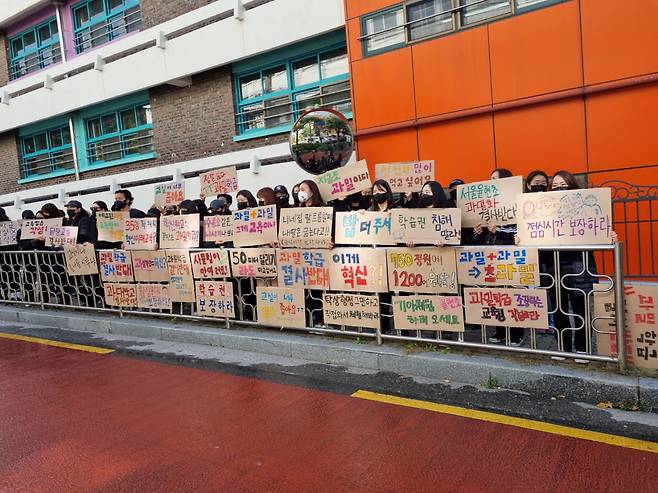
[
  {"x1": 256, "y1": 286, "x2": 306, "y2": 329},
  {"x1": 278, "y1": 207, "x2": 334, "y2": 249},
  {"x1": 328, "y1": 248, "x2": 388, "y2": 293},
  {"x1": 316, "y1": 159, "x2": 372, "y2": 201},
  {"x1": 99, "y1": 250, "x2": 134, "y2": 282},
  {"x1": 277, "y1": 249, "x2": 330, "y2": 289},
  {"x1": 154, "y1": 182, "x2": 185, "y2": 207},
  {"x1": 190, "y1": 249, "x2": 231, "y2": 279},
  {"x1": 232, "y1": 205, "x2": 278, "y2": 247},
  {"x1": 456, "y1": 246, "x2": 539, "y2": 286},
  {"x1": 160, "y1": 214, "x2": 200, "y2": 249},
  {"x1": 392, "y1": 209, "x2": 461, "y2": 245},
  {"x1": 335, "y1": 211, "x2": 394, "y2": 246},
  {"x1": 457, "y1": 176, "x2": 522, "y2": 228},
  {"x1": 374, "y1": 161, "x2": 434, "y2": 193},
  {"x1": 199, "y1": 166, "x2": 239, "y2": 197},
  {"x1": 392, "y1": 295, "x2": 464, "y2": 332},
  {"x1": 228, "y1": 248, "x2": 277, "y2": 278},
  {"x1": 123, "y1": 218, "x2": 158, "y2": 250},
  {"x1": 387, "y1": 247, "x2": 458, "y2": 294},
  {"x1": 132, "y1": 250, "x2": 169, "y2": 282},
  {"x1": 196, "y1": 281, "x2": 235, "y2": 318},
  {"x1": 323, "y1": 293, "x2": 381, "y2": 329},
  {"x1": 464, "y1": 287, "x2": 549, "y2": 329}
]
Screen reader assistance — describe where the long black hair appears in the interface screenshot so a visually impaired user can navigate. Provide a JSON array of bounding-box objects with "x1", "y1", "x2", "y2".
[
  {"x1": 420, "y1": 181, "x2": 451, "y2": 208},
  {"x1": 372, "y1": 179, "x2": 394, "y2": 208},
  {"x1": 236, "y1": 190, "x2": 258, "y2": 208}
]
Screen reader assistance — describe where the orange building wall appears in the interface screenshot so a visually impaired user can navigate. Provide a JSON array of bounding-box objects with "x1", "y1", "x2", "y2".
[{"x1": 345, "y1": 0, "x2": 658, "y2": 188}]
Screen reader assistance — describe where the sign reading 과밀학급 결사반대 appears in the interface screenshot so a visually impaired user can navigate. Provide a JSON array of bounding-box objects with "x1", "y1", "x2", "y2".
[
  {"x1": 386, "y1": 247, "x2": 458, "y2": 294},
  {"x1": 455, "y1": 246, "x2": 540, "y2": 287},
  {"x1": 316, "y1": 159, "x2": 372, "y2": 201},
  {"x1": 516, "y1": 188, "x2": 613, "y2": 245},
  {"x1": 232, "y1": 205, "x2": 278, "y2": 247},
  {"x1": 257, "y1": 286, "x2": 306, "y2": 329},
  {"x1": 98, "y1": 250, "x2": 134, "y2": 282},
  {"x1": 276, "y1": 249, "x2": 330, "y2": 289},
  {"x1": 391, "y1": 209, "x2": 461, "y2": 245},
  {"x1": 392, "y1": 295, "x2": 464, "y2": 332},
  {"x1": 374, "y1": 161, "x2": 434, "y2": 193},
  {"x1": 278, "y1": 207, "x2": 333, "y2": 249},
  {"x1": 334, "y1": 211, "x2": 395, "y2": 246},
  {"x1": 456, "y1": 176, "x2": 522, "y2": 228},
  {"x1": 322, "y1": 293, "x2": 381, "y2": 329},
  {"x1": 463, "y1": 287, "x2": 548, "y2": 329}
]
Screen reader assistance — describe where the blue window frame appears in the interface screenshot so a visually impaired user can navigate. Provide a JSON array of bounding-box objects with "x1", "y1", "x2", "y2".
[
  {"x1": 8, "y1": 18, "x2": 62, "y2": 80},
  {"x1": 19, "y1": 123, "x2": 74, "y2": 180},
  {"x1": 234, "y1": 44, "x2": 351, "y2": 139},
  {"x1": 360, "y1": 5, "x2": 405, "y2": 57},
  {"x1": 83, "y1": 101, "x2": 154, "y2": 167},
  {"x1": 72, "y1": 0, "x2": 141, "y2": 54}
]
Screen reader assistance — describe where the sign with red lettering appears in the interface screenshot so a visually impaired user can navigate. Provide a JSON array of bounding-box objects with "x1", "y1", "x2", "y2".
[
  {"x1": 154, "y1": 182, "x2": 185, "y2": 207},
  {"x1": 199, "y1": 166, "x2": 239, "y2": 198},
  {"x1": 228, "y1": 248, "x2": 277, "y2": 278},
  {"x1": 374, "y1": 161, "x2": 434, "y2": 193},
  {"x1": 256, "y1": 286, "x2": 306, "y2": 329},
  {"x1": 123, "y1": 218, "x2": 158, "y2": 250},
  {"x1": 464, "y1": 287, "x2": 549, "y2": 329},
  {"x1": 457, "y1": 176, "x2": 522, "y2": 227},
  {"x1": 277, "y1": 249, "x2": 330, "y2": 289},
  {"x1": 190, "y1": 249, "x2": 231, "y2": 279},
  {"x1": 203, "y1": 215, "x2": 234, "y2": 244},
  {"x1": 20, "y1": 218, "x2": 62, "y2": 240},
  {"x1": 165, "y1": 250, "x2": 195, "y2": 302},
  {"x1": 386, "y1": 247, "x2": 458, "y2": 294},
  {"x1": 392, "y1": 295, "x2": 464, "y2": 332},
  {"x1": 132, "y1": 250, "x2": 169, "y2": 282},
  {"x1": 455, "y1": 246, "x2": 540, "y2": 286},
  {"x1": 160, "y1": 214, "x2": 200, "y2": 249},
  {"x1": 104, "y1": 283, "x2": 137, "y2": 307},
  {"x1": 232, "y1": 205, "x2": 278, "y2": 247},
  {"x1": 328, "y1": 248, "x2": 388, "y2": 293},
  {"x1": 195, "y1": 281, "x2": 235, "y2": 318},
  {"x1": 391, "y1": 209, "x2": 461, "y2": 245},
  {"x1": 136, "y1": 284, "x2": 172, "y2": 310},
  {"x1": 98, "y1": 250, "x2": 134, "y2": 282},
  {"x1": 316, "y1": 159, "x2": 372, "y2": 201}
]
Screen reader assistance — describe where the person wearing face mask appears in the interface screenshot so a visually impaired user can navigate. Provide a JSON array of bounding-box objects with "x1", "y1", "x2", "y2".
[
  {"x1": 369, "y1": 180, "x2": 396, "y2": 212},
  {"x1": 447, "y1": 179, "x2": 464, "y2": 208},
  {"x1": 256, "y1": 187, "x2": 277, "y2": 207},
  {"x1": 236, "y1": 190, "x2": 258, "y2": 211},
  {"x1": 405, "y1": 181, "x2": 452, "y2": 249},
  {"x1": 112, "y1": 189, "x2": 146, "y2": 218},
  {"x1": 208, "y1": 198, "x2": 231, "y2": 216},
  {"x1": 178, "y1": 200, "x2": 199, "y2": 215},
  {"x1": 291, "y1": 183, "x2": 302, "y2": 207},
  {"x1": 274, "y1": 185, "x2": 291, "y2": 208},
  {"x1": 216, "y1": 193, "x2": 233, "y2": 212},
  {"x1": 361, "y1": 187, "x2": 373, "y2": 210},
  {"x1": 297, "y1": 180, "x2": 325, "y2": 208},
  {"x1": 64, "y1": 200, "x2": 97, "y2": 245}
]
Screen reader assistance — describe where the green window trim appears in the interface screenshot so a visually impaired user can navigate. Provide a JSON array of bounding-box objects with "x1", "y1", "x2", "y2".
[
  {"x1": 72, "y1": 0, "x2": 142, "y2": 54},
  {"x1": 18, "y1": 123, "x2": 74, "y2": 180},
  {"x1": 8, "y1": 17, "x2": 62, "y2": 81}
]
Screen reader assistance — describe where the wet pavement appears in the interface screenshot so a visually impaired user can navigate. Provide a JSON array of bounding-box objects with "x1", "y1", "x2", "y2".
[{"x1": 1, "y1": 334, "x2": 657, "y2": 492}]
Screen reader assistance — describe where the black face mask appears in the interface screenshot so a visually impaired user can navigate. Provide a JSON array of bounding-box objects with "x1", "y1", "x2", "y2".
[
  {"x1": 292, "y1": 192, "x2": 299, "y2": 204},
  {"x1": 420, "y1": 195, "x2": 434, "y2": 208},
  {"x1": 112, "y1": 200, "x2": 126, "y2": 211},
  {"x1": 258, "y1": 201, "x2": 266, "y2": 207},
  {"x1": 66, "y1": 209, "x2": 76, "y2": 218},
  {"x1": 530, "y1": 184, "x2": 547, "y2": 193},
  {"x1": 450, "y1": 190, "x2": 457, "y2": 202},
  {"x1": 372, "y1": 193, "x2": 387, "y2": 204},
  {"x1": 238, "y1": 202, "x2": 249, "y2": 210},
  {"x1": 90, "y1": 210, "x2": 97, "y2": 218},
  {"x1": 552, "y1": 186, "x2": 569, "y2": 191},
  {"x1": 276, "y1": 195, "x2": 289, "y2": 206},
  {"x1": 361, "y1": 195, "x2": 372, "y2": 207}
]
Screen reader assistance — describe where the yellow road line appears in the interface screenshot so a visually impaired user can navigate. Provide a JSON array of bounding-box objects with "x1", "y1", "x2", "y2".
[
  {"x1": 0, "y1": 332, "x2": 114, "y2": 355},
  {"x1": 352, "y1": 390, "x2": 658, "y2": 454}
]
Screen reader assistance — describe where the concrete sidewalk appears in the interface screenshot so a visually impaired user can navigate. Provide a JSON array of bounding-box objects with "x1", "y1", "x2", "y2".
[{"x1": 0, "y1": 305, "x2": 656, "y2": 411}]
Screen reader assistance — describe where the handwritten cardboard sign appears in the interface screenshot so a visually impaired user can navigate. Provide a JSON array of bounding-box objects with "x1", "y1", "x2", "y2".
[
  {"x1": 195, "y1": 281, "x2": 235, "y2": 318},
  {"x1": 199, "y1": 166, "x2": 239, "y2": 198},
  {"x1": 374, "y1": 161, "x2": 434, "y2": 193},
  {"x1": 232, "y1": 205, "x2": 278, "y2": 247},
  {"x1": 20, "y1": 218, "x2": 62, "y2": 240},
  {"x1": 45, "y1": 226, "x2": 78, "y2": 248},
  {"x1": 516, "y1": 188, "x2": 613, "y2": 245},
  {"x1": 98, "y1": 250, "x2": 134, "y2": 282},
  {"x1": 328, "y1": 248, "x2": 388, "y2": 293},
  {"x1": 136, "y1": 283, "x2": 172, "y2": 310},
  {"x1": 154, "y1": 182, "x2": 185, "y2": 208},
  {"x1": 160, "y1": 214, "x2": 200, "y2": 249},
  {"x1": 64, "y1": 243, "x2": 98, "y2": 276},
  {"x1": 464, "y1": 287, "x2": 549, "y2": 329},
  {"x1": 104, "y1": 283, "x2": 137, "y2": 308},
  {"x1": 121, "y1": 218, "x2": 158, "y2": 250},
  {"x1": 203, "y1": 215, "x2": 234, "y2": 244},
  {"x1": 0, "y1": 220, "x2": 21, "y2": 246},
  {"x1": 278, "y1": 207, "x2": 334, "y2": 249},
  {"x1": 132, "y1": 250, "x2": 169, "y2": 282},
  {"x1": 386, "y1": 247, "x2": 458, "y2": 294},
  {"x1": 335, "y1": 211, "x2": 395, "y2": 245},
  {"x1": 322, "y1": 293, "x2": 381, "y2": 329},
  {"x1": 228, "y1": 248, "x2": 277, "y2": 278},
  {"x1": 316, "y1": 159, "x2": 372, "y2": 201},
  {"x1": 392, "y1": 295, "x2": 465, "y2": 332},
  {"x1": 456, "y1": 246, "x2": 540, "y2": 286},
  {"x1": 256, "y1": 286, "x2": 306, "y2": 329},
  {"x1": 277, "y1": 249, "x2": 330, "y2": 289},
  {"x1": 190, "y1": 249, "x2": 231, "y2": 279},
  {"x1": 391, "y1": 209, "x2": 461, "y2": 245},
  {"x1": 457, "y1": 176, "x2": 522, "y2": 227},
  {"x1": 96, "y1": 212, "x2": 127, "y2": 242},
  {"x1": 165, "y1": 250, "x2": 195, "y2": 302}
]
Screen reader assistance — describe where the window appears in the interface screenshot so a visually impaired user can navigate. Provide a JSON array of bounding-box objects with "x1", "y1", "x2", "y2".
[
  {"x1": 235, "y1": 45, "x2": 351, "y2": 137},
  {"x1": 8, "y1": 18, "x2": 62, "y2": 80},
  {"x1": 72, "y1": 0, "x2": 141, "y2": 54},
  {"x1": 20, "y1": 125, "x2": 74, "y2": 179},
  {"x1": 84, "y1": 102, "x2": 153, "y2": 165},
  {"x1": 362, "y1": 6, "x2": 405, "y2": 56},
  {"x1": 407, "y1": 0, "x2": 453, "y2": 41},
  {"x1": 460, "y1": 0, "x2": 512, "y2": 26}
]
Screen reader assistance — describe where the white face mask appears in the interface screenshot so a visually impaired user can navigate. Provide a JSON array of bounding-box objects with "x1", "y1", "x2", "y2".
[{"x1": 297, "y1": 191, "x2": 309, "y2": 203}]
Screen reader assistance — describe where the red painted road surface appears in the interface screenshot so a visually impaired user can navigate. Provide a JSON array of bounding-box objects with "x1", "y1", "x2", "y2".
[{"x1": 1, "y1": 338, "x2": 656, "y2": 493}]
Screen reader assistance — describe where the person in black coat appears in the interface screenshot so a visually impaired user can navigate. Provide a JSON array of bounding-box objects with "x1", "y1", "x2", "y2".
[{"x1": 64, "y1": 200, "x2": 97, "y2": 245}]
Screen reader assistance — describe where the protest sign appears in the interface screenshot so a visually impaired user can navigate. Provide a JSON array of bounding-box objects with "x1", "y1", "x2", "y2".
[
  {"x1": 386, "y1": 247, "x2": 458, "y2": 294},
  {"x1": 165, "y1": 250, "x2": 195, "y2": 302},
  {"x1": 228, "y1": 248, "x2": 277, "y2": 278},
  {"x1": 278, "y1": 207, "x2": 333, "y2": 249},
  {"x1": 256, "y1": 286, "x2": 306, "y2": 329},
  {"x1": 374, "y1": 161, "x2": 434, "y2": 193},
  {"x1": 457, "y1": 176, "x2": 522, "y2": 227},
  {"x1": 96, "y1": 212, "x2": 126, "y2": 242},
  {"x1": 160, "y1": 214, "x2": 200, "y2": 249},
  {"x1": 199, "y1": 166, "x2": 239, "y2": 198},
  {"x1": 322, "y1": 293, "x2": 381, "y2": 329},
  {"x1": 136, "y1": 284, "x2": 172, "y2": 310},
  {"x1": 0, "y1": 220, "x2": 20, "y2": 246},
  {"x1": 104, "y1": 283, "x2": 137, "y2": 308},
  {"x1": 464, "y1": 287, "x2": 548, "y2": 329},
  {"x1": 516, "y1": 188, "x2": 613, "y2": 245},
  {"x1": 45, "y1": 226, "x2": 78, "y2": 248},
  {"x1": 203, "y1": 215, "x2": 234, "y2": 244},
  {"x1": 132, "y1": 250, "x2": 169, "y2": 282},
  {"x1": 277, "y1": 249, "x2": 330, "y2": 289},
  {"x1": 64, "y1": 243, "x2": 98, "y2": 276},
  {"x1": 335, "y1": 211, "x2": 394, "y2": 245},
  {"x1": 20, "y1": 218, "x2": 62, "y2": 240},
  {"x1": 328, "y1": 248, "x2": 388, "y2": 293},
  {"x1": 190, "y1": 250, "x2": 231, "y2": 279},
  {"x1": 232, "y1": 205, "x2": 278, "y2": 247},
  {"x1": 456, "y1": 246, "x2": 539, "y2": 286},
  {"x1": 98, "y1": 250, "x2": 134, "y2": 282},
  {"x1": 154, "y1": 182, "x2": 185, "y2": 207},
  {"x1": 391, "y1": 209, "x2": 461, "y2": 245},
  {"x1": 123, "y1": 218, "x2": 158, "y2": 250},
  {"x1": 392, "y1": 295, "x2": 464, "y2": 332},
  {"x1": 195, "y1": 281, "x2": 235, "y2": 318},
  {"x1": 316, "y1": 159, "x2": 372, "y2": 201}
]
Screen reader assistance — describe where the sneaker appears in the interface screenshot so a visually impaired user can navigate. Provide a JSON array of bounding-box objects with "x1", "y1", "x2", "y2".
[
  {"x1": 488, "y1": 335, "x2": 503, "y2": 343},
  {"x1": 510, "y1": 338, "x2": 524, "y2": 347}
]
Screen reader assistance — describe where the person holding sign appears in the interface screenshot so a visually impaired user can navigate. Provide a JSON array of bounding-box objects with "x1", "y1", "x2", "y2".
[
  {"x1": 236, "y1": 190, "x2": 258, "y2": 210},
  {"x1": 64, "y1": 200, "x2": 97, "y2": 245},
  {"x1": 112, "y1": 189, "x2": 146, "y2": 218},
  {"x1": 471, "y1": 169, "x2": 517, "y2": 246},
  {"x1": 406, "y1": 181, "x2": 451, "y2": 248},
  {"x1": 369, "y1": 180, "x2": 396, "y2": 212}
]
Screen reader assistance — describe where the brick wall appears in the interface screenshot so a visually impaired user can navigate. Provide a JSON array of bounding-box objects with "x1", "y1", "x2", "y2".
[
  {"x1": 0, "y1": 131, "x2": 21, "y2": 195},
  {"x1": 140, "y1": 0, "x2": 217, "y2": 29},
  {"x1": 0, "y1": 33, "x2": 9, "y2": 87}
]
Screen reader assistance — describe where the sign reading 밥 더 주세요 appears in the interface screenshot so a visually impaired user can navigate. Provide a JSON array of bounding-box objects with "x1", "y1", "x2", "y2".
[
  {"x1": 391, "y1": 209, "x2": 461, "y2": 245},
  {"x1": 374, "y1": 161, "x2": 434, "y2": 193},
  {"x1": 334, "y1": 211, "x2": 394, "y2": 246},
  {"x1": 516, "y1": 188, "x2": 613, "y2": 245},
  {"x1": 457, "y1": 176, "x2": 522, "y2": 228}
]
